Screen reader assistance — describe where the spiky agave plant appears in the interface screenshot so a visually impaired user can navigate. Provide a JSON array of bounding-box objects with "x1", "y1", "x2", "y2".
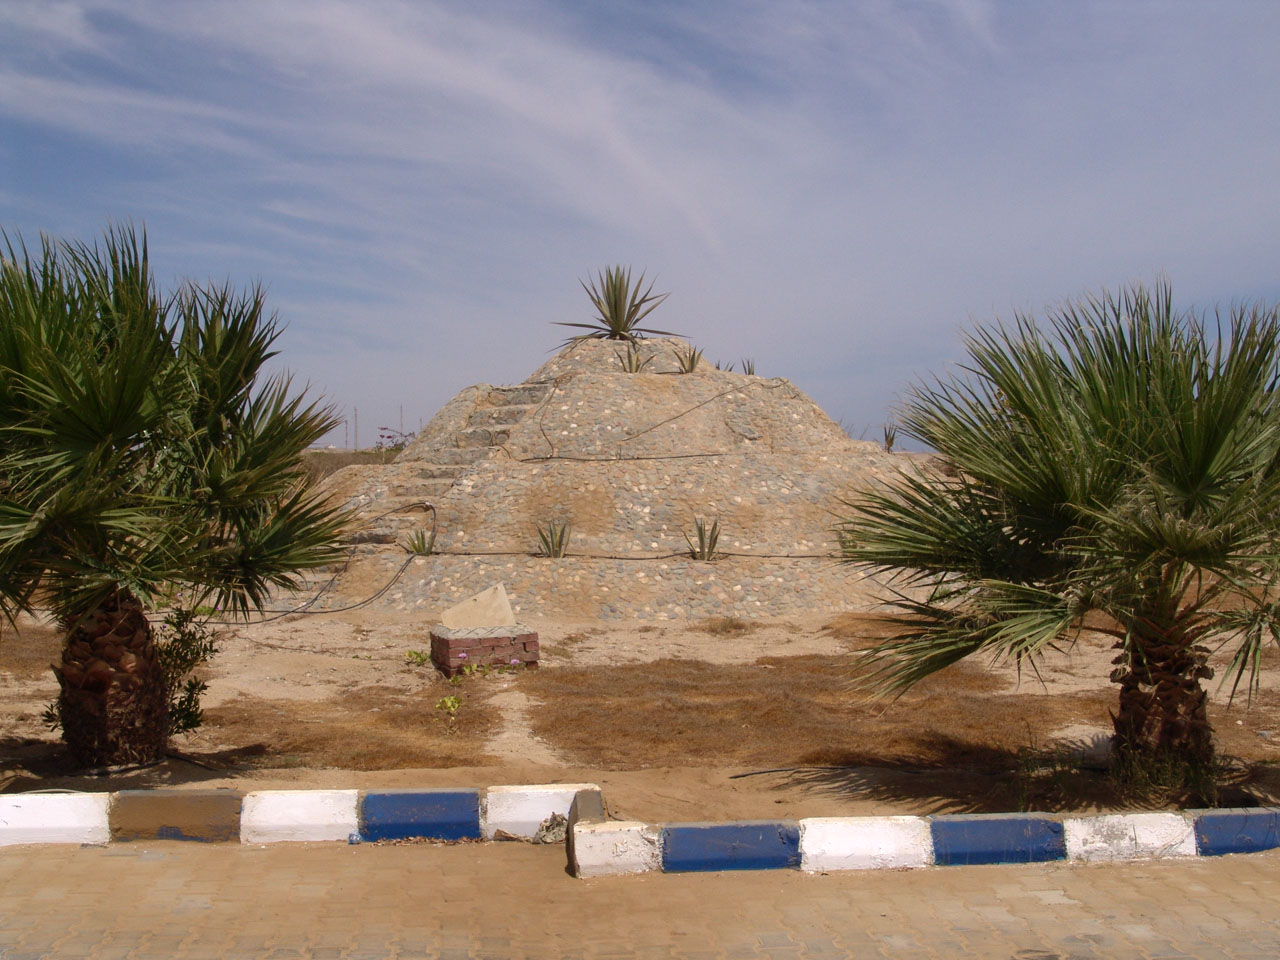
[
  {"x1": 615, "y1": 342, "x2": 654, "y2": 373},
  {"x1": 556, "y1": 265, "x2": 680, "y2": 345},
  {"x1": 536, "y1": 520, "x2": 571, "y2": 558},
  {"x1": 685, "y1": 517, "x2": 722, "y2": 561},
  {"x1": 674, "y1": 344, "x2": 703, "y2": 373},
  {"x1": 838, "y1": 281, "x2": 1280, "y2": 793}
]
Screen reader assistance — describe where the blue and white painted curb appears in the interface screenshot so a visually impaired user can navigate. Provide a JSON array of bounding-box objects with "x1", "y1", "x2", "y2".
[
  {"x1": 566, "y1": 805, "x2": 1280, "y2": 877},
  {"x1": 0, "y1": 783, "x2": 598, "y2": 848},
  {"x1": 3, "y1": 788, "x2": 1277, "y2": 879}
]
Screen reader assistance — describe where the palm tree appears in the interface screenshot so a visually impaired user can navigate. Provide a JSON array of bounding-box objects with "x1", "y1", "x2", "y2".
[
  {"x1": 838, "y1": 282, "x2": 1280, "y2": 786},
  {"x1": 0, "y1": 225, "x2": 348, "y2": 767}
]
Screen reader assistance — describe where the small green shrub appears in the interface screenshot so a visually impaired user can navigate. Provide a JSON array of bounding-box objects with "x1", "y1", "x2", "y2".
[
  {"x1": 402, "y1": 528, "x2": 436, "y2": 556},
  {"x1": 740, "y1": 358, "x2": 756, "y2": 375},
  {"x1": 685, "y1": 517, "x2": 722, "y2": 561},
  {"x1": 155, "y1": 609, "x2": 219, "y2": 736},
  {"x1": 435, "y1": 695, "x2": 462, "y2": 724},
  {"x1": 674, "y1": 344, "x2": 703, "y2": 373},
  {"x1": 615, "y1": 342, "x2": 654, "y2": 373},
  {"x1": 457, "y1": 661, "x2": 523, "y2": 680},
  {"x1": 536, "y1": 520, "x2": 571, "y2": 558},
  {"x1": 405, "y1": 649, "x2": 432, "y2": 666},
  {"x1": 882, "y1": 422, "x2": 897, "y2": 453}
]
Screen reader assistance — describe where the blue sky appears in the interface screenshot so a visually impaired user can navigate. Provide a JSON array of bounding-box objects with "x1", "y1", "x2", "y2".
[{"x1": 3, "y1": 1, "x2": 1279, "y2": 447}]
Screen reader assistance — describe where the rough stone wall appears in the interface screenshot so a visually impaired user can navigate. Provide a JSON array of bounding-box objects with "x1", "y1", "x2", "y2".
[
  {"x1": 305, "y1": 337, "x2": 915, "y2": 620},
  {"x1": 504, "y1": 339, "x2": 860, "y2": 461},
  {"x1": 398, "y1": 385, "x2": 486, "y2": 461},
  {"x1": 434, "y1": 452, "x2": 895, "y2": 556},
  {"x1": 325, "y1": 553, "x2": 882, "y2": 621}
]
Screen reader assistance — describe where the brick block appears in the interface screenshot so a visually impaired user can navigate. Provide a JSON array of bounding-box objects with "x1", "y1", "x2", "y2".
[
  {"x1": 573, "y1": 821, "x2": 663, "y2": 877},
  {"x1": 240, "y1": 790, "x2": 358, "y2": 844},
  {"x1": 483, "y1": 783, "x2": 597, "y2": 839},
  {"x1": 429, "y1": 624, "x2": 540, "y2": 676},
  {"x1": 1193, "y1": 808, "x2": 1280, "y2": 856},
  {"x1": 662, "y1": 821, "x2": 801, "y2": 872},
  {"x1": 1064, "y1": 812, "x2": 1196, "y2": 862},
  {"x1": 110, "y1": 789, "x2": 243, "y2": 842},
  {"x1": 930, "y1": 814, "x2": 1065, "y2": 866},
  {"x1": 360, "y1": 789, "x2": 481, "y2": 842},
  {"x1": 0, "y1": 793, "x2": 111, "y2": 846},
  {"x1": 799, "y1": 816, "x2": 933, "y2": 872}
]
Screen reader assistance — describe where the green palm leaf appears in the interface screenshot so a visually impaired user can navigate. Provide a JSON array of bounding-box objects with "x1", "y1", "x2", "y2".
[{"x1": 840, "y1": 280, "x2": 1280, "y2": 778}]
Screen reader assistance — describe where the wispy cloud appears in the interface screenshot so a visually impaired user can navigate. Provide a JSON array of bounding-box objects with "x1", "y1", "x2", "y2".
[{"x1": 3, "y1": 1, "x2": 1279, "y2": 443}]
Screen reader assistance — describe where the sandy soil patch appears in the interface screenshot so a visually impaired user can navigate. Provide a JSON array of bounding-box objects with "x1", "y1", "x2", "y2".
[{"x1": 4, "y1": 609, "x2": 1280, "y2": 818}]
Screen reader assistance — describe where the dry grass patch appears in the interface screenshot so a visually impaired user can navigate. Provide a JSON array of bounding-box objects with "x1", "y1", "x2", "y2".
[
  {"x1": 302, "y1": 448, "x2": 400, "y2": 485},
  {"x1": 198, "y1": 685, "x2": 500, "y2": 770},
  {"x1": 540, "y1": 630, "x2": 594, "y2": 658},
  {"x1": 519, "y1": 654, "x2": 1113, "y2": 771},
  {"x1": 695, "y1": 616, "x2": 756, "y2": 637}
]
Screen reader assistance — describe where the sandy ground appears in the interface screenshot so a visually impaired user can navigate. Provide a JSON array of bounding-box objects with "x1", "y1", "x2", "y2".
[{"x1": 4, "y1": 608, "x2": 1280, "y2": 819}]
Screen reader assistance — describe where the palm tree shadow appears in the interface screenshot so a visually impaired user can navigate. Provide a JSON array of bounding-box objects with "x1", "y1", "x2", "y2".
[
  {"x1": 773, "y1": 734, "x2": 1117, "y2": 814},
  {"x1": 0, "y1": 737, "x2": 269, "y2": 794}
]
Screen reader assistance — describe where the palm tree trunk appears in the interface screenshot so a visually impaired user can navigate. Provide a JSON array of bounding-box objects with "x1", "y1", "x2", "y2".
[
  {"x1": 1110, "y1": 630, "x2": 1214, "y2": 767},
  {"x1": 54, "y1": 591, "x2": 169, "y2": 767}
]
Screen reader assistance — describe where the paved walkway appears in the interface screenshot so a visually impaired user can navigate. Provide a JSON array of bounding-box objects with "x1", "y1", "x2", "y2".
[{"x1": 1, "y1": 841, "x2": 1277, "y2": 958}]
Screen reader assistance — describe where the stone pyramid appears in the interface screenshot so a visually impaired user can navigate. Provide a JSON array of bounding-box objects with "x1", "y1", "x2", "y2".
[{"x1": 309, "y1": 338, "x2": 908, "y2": 620}]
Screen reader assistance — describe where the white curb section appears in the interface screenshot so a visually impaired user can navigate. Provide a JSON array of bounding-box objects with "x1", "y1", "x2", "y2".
[
  {"x1": 240, "y1": 790, "x2": 359, "y2": 844},
  {"x1": 571, "y1": 821, "x2": 663, "y2": 878},
  {"x1": 799, "y1": 816, "x2": 934, "y2": 872},
  {"x1": 1064, "y1": 812, "x2": 1197, "y2": 862},
  {"x1": 483, "y1": 783, "x2": 599, "y2": 839},
  {"x1": 0, "y1": 793, "x2": 112, "y2": 847}
]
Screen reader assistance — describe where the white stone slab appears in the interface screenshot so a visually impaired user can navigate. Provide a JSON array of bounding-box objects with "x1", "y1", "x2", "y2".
[
  {"x1": 571, "y1": 821, "x2": 663, "y2": 878},
  {"x1": 441, "y1": 583, "x2": 516, "y2": 629},
  {"x1": 799, "y1": 816, "x2": 933, "y2": 872},
  {"x1": 240, "y1": 790, "x2": 359, "y2": 844},
  {"x1": 483, "y1": 783, "x2": 599, "y2": 839},
  {"x1": 1064, "y1": 812, "x2": 1197, "y2": 862},
  {"x1": 0, "y1": 793, "x2": 111, "y2": 846}
]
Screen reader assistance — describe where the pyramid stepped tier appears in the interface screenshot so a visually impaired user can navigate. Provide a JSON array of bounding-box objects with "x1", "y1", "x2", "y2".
[
  {"x1": 288, "y1": 552, "x2": 885, "y2": 620},
  {"x1": 305, "y1": 338, "x2": 916, "y2": 619}
]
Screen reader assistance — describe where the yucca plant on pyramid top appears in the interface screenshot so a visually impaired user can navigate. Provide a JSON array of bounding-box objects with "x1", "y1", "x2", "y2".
[
  {"x1": 838, "y1": 281, "x2": 1280, "y2": 799},
  {"x1": 0, "y1": 224, "x2": 349, "y2": 768},
  {"x1": 556, "y1": 264, "x2": 681, "y2": 345}
]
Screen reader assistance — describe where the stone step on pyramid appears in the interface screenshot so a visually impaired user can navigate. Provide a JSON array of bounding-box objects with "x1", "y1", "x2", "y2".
[
  {"x1": 325, "y1": 464, "x2": 461, "y2": 546},
  {"x1": 456, "y1": 383, "x2": 557, "y2": 447}
]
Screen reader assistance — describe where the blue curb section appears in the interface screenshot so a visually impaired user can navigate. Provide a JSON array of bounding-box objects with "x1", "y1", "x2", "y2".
[
  {"x1": 662, "y1": 821, "x2": 800, "y2": 873},
  {"x1": 359, "y1": 789, "x2": 482, "y2": 842},
  {"x1": 1193, "y1": 809, "x2": 1280, "y2": 857},
  {"x1": 931, "y1": 814, "x2": 1065, "y2": 866}
]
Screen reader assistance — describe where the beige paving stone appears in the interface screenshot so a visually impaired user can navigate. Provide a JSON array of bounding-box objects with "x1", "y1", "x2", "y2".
[{"x1": 1, "y1": 842, "x2": 1278, "y2": 957}]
